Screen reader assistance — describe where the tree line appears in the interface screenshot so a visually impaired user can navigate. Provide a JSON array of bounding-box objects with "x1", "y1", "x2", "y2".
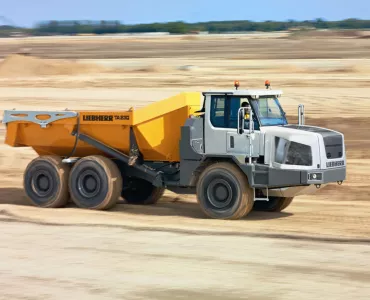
[{"x1": 1, "y1": 18, "x2": 370, "y2": 36}]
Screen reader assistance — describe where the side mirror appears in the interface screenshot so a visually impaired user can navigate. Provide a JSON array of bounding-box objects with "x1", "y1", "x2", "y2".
[
  {"x1": 237, "y1": 107, "x2": 254, "y2": 135},
  {"x1": 237, "y1": 108, "x2": 245, "y2": 135},
  {"x1": 298, "y1": 104, "x2": 305, "y2": 126}
]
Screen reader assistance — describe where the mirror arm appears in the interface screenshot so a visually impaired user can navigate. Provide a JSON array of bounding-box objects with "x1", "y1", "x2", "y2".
[{"x1": 249, "y1": 108, "x2": 254, "y2": 134}]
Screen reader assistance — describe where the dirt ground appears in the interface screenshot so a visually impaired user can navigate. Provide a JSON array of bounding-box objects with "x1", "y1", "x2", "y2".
[{"x1": 0, "y1": 33, "x2": 369, "y2": 299}]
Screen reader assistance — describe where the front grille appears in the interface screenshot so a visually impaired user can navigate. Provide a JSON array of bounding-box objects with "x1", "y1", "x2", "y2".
[{"x1": 324, "y1": 135, "x2": 343, "y2": 159}]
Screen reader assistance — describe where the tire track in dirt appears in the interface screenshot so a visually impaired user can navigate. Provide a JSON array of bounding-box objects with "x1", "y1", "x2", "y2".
[{"x1": 1, "y1": 208, "x2": 369, "y2": 245}]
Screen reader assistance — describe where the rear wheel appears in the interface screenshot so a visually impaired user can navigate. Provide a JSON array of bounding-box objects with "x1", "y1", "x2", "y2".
[
  {"x1": 23, "y1": 155, "x2": 70, "y2": 208},
  {"x1": 121, "y1": 177, "x2": 164, "y2": 205},
  {"x1": 253, "y1": 197, "x2": 294, "y2": 212},
  {"x1": 196, "y1": 162, "x2": 254, "y2": 220},
  {"x1": 69, "y1": 155, "x2": 122, "y2": 210}
]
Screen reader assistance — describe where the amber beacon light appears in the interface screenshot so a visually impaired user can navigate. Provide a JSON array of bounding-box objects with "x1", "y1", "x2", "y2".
[{"x1": 265, "y1": 80, "x2": 271, "y2": 89}]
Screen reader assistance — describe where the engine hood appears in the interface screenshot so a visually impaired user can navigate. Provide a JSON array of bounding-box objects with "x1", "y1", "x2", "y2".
[
  {"x1": 282, "y1": 125, "x2": 345, "y2": 161},
  {"x1": 259, "y1": 124, "x2": 345, "y2": 170},
  {"x1": 260, "y1": 125, "x2": 324, "y2": 145}
]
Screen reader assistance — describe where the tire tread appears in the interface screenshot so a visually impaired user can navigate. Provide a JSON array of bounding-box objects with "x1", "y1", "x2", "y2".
[
  {"x1": 69, "y1": 155, "x2": 122, "y2": 210},
  {"x1": 23, "y1": 155, "x2": 70, "y2": 208},
  {"x1": 196, "y1": 162, "x2": 254, "y2": 220}
]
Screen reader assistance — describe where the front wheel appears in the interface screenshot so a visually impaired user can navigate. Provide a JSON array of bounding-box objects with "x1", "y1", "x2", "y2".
[
  {"x1": 253, "y1": 197, "x2": 294, "y2": 212},
  {"x1": 196, "y1": 162, "x2": 254, "y2": 220}
]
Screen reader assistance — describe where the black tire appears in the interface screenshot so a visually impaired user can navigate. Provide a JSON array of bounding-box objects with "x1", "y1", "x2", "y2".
[
  {"x1": 121, "y1": 177, "x2": 164, "y2": 205},
  {"x1": 23, "y1": 155, "x2": 70, "y2": 208},
  {"x1": 69, "y1": 155, "x2": 122, "y2": 210},
  {"x1": 253, "y1": 197, "x2": 294, "y2": 212},
  {"x1": 196, "y1": 162, "x2": 254, "y2": 220}
]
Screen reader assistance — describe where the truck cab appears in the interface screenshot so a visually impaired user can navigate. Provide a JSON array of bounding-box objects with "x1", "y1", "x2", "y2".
[{"x1": 178, "y1": 83, "x2": 346, "y2": 218}]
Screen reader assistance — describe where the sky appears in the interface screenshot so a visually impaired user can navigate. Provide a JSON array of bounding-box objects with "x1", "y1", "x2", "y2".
[{"x1": 1, "y1": 0, "x2": 369, "y2": 27}]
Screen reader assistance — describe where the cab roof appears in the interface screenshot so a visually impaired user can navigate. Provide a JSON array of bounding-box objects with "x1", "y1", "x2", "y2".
[{"x1": 202, "y1": 89, "x2": 283, "y2": 98}]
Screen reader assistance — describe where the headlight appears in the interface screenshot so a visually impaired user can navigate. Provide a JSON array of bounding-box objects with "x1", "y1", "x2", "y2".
[
  {"x1": 275, "y1": 137, "x2": 289, "y2": 164},
  {"x1": 275, "y1": 137, "x2": 312, "y2": 166}
]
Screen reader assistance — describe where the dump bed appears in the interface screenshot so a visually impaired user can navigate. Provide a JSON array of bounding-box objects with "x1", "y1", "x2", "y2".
[{"x1": 2, "y1": 92, "x2": 202, "y2": 162}]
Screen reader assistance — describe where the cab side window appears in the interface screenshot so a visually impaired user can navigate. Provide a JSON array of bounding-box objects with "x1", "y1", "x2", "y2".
[
  {"x1": 229, "y1": 97, "x2": 241, "y2": 129},
  {"x1": 210, "y1": 96, "x2": 226, "y2": 127},
  {"x1": 210, "y1": 96, "x2": 259, "y2": 130}
]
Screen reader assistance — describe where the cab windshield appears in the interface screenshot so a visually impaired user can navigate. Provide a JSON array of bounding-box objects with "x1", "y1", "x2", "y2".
[
  {"x1": 208, "y1": 95, "x2": 287, "y2": 130},
  {"x1": 250, "y1": 96, "x2": 288, "y2": 126}
]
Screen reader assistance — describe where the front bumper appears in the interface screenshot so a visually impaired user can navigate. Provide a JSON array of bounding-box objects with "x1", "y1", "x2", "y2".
[
  {"x1": 304, "y1": 168, "x2": 346, "y2": 185},
  {"x1": 241, "y1": 164, "x2": 346, "y2": 188}
]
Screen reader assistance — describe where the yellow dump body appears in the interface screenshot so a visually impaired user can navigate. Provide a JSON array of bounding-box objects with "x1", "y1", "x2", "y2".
[{"x1": 4, "y1": 92, "x2": 202, "y2": 162}]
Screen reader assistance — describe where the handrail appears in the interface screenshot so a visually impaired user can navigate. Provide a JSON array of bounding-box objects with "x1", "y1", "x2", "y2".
[{"x1": 2, "y1": 110, "x2": 78, "y2": 128}]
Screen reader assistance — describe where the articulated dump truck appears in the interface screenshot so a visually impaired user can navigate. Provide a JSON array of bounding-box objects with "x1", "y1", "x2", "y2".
[{"x1": 2, "y1": 82, "x2": 346, "y2": 219}]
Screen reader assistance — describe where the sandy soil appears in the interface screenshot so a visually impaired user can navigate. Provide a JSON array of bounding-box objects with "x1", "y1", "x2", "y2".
[
  {"x1": 0, "y1": 34, "x2": 369, "y2": 299},
  {"x1": 0, "y1": 221, "x2": 369, "y2": 300}
]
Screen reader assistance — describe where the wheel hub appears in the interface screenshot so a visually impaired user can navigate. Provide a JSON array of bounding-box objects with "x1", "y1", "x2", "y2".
[
  {"x1": 207, "y1": 179, "x2": 233, "y2": 209},
  {"x1": 77, "y1": 169, "x2": 101, "y2": 198},
  {"x1": 32, "y1": 170, "x2": 53, "y2": 197},
  {"x1": 38, "y1": 175, "x2": 49, "y2": 190}
]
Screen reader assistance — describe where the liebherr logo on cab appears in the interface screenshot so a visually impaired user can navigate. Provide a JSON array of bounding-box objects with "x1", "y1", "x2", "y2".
[{"x1": 326, "y1": 160, "x2": 344, "y2": 168}]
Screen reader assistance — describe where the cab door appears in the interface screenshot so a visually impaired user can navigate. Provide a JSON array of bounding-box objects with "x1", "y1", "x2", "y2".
[
  {"x1": 226, "y1": 97, "x2": 260, "y2": 158},
  {"x1": 204, "y1": 95, "x2": 259, "y2": 159},
  {"x1": 226, "y1": 97, "x2": 248, "y2": 155},
  {"x1": 204, "y1": 95, "x2": 229, "y2": 155}
]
